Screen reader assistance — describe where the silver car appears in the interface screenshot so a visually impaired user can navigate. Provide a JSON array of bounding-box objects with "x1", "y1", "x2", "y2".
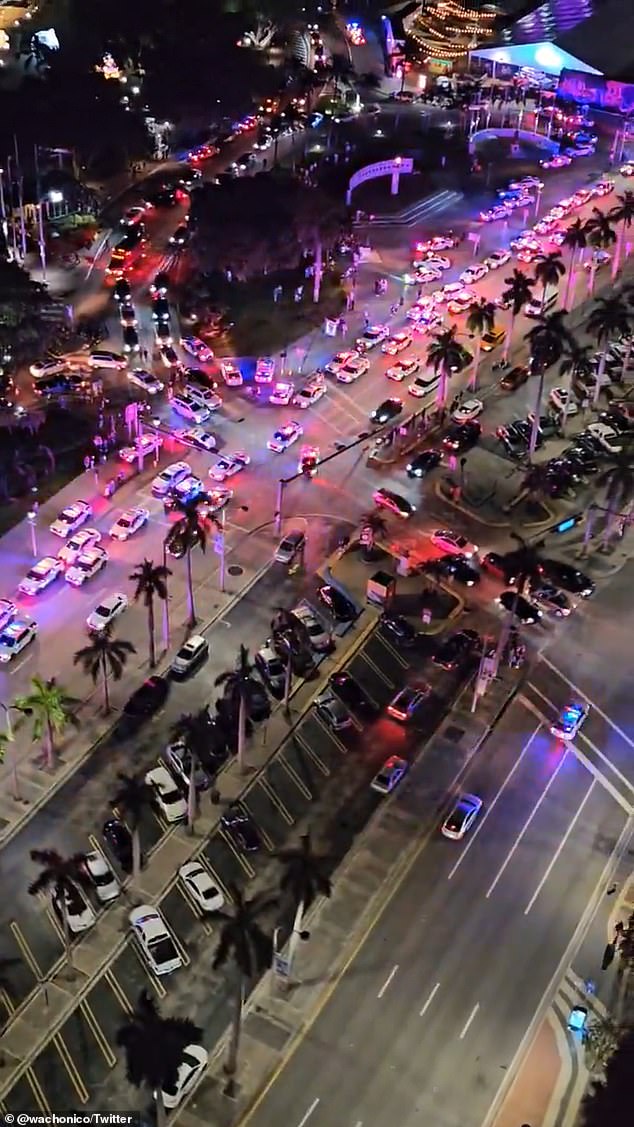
[
  {"x1": 170, "y1": 634, "x2": 209, "y2": 676},
  {"x1": 314, "y1": 690, "x2": 353, "y2": 731},
  {"x1": 274, "y1": 529, "x2": 306, "y2": 564}
]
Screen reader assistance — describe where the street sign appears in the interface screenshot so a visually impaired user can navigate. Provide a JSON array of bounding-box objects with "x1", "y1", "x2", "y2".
[
  {"x1": 273, "y1": 953, "x2": 291, "y2": 977},
  {"x1": 213, "y1": 535, "x2": 224, "y2": 555}
]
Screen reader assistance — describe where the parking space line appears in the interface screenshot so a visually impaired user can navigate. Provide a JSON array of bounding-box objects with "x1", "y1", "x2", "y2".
[
  {"x1": 279, "y1": 755, "x2": 314, "y2": 798},
  {"x1": 219, "y1": 829, "x2": 256, "y2": 877},
  {"x1": 313, "y1": 712, "x2": 352, "y2": 747},
  {"x1": 127, "y1": 940, "x2": 167, "y2": 998},
  {"x1": 199, "y1": 859, "x2": 233, "y2": 906},
  {"x1": 293, "y1": 732, "x2": 330, "y2": 776},
  {"x1": 177, "y1": 885, "x2": 213, "y2": 936},
  {"x1": 37, "y1": 892, "x2": 66, "y2": 946},
  {"x1": 53, "y1": 1031, "x2": 90, "y2": 1103},
  {"x1": 9, "y1": 921, "x2": 44, "y2": 981},
  {"x1": 105, "y1": 968, "x2": 132, "y2": 1013},
  {"x1": 374, "y1": 633, "x2": 410, "y2": 670},
  {"x1": 357, "y1": 651, "x2": 396, "y2": 688},
  {"x1": 26, "y1": 1065, "x2": 50, "y2": 1114},
  {"x1": 167, "y1": 920, "x2": 190, "y2": 968},
  {"x1": 0, "y1": 986, "x2": 15, "y2": 1016},
  {"x1": 258, "y1": 779, "x2": 295, "y2": 826}
]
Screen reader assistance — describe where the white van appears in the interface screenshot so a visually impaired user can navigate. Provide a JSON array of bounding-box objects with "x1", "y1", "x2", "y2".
[
  {"x1": 525, "y1": 288, "x2": 558, "y2": 318},
  {"x1": 89, "y1": 350, "x2": 127, "y2": 369}
]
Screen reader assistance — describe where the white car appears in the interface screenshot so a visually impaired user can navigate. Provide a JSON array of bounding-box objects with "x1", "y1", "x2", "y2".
[
  {"x1": 416, "y1": 235, "x2": 457, "y2": 252},
  {"x1": 269, "y1": 381, "x2": 294, "y2": 405},
  {"x1": 433, "y1": 282, "x2": 463, "y2": 304},
  {"x1": 510, "y1": 175, "x2": 544, "y2": 190},
  {"x1": 109, "y1": 506, "x2": 149, "y2": 541},
  {"x1": 52, "y1": 886, "x2": 96, "y2": 935},
  {"x1": 65, "y1": 547, "x2": 108, "y2": 587},
  {"x1": 408, "y1": 265, "x2": 443, "y2": 285},
  {"x1": 293, "y1": 381, "x2": 326, "y2": 408},
  {"x1": 181, "y1": 336, "x2": 213, "y2": 363},
  {"x1": 371, "y1": 755, "x2": 408, "y2": 795},
  {"x1": 199, "y1": 487, "x2": 233, "y2": 516},
  {"x1": 185, "y1": 385, "x2": 222, "y2": 412},
  {"x1": 119, "y1": 433, "x2": 163, "y2": 463},
  {"x1": 145, "y1": 765, "x2": 188, "y2": 823},
  {"x1": 161, "y1": 1044, "x2": 209, "y2": 1110},
  {"x1": 255, "y1": 356, "x2": 275, "y2": 383},
  {"x1": 292, "y1": 603, "x2": 331, "y2": 651},
  {"x1": 30, "y1": 358, "x2": 67, "y2": 379},
  {"x1": 409, "y1": 372, "x2": 440, "y2": 398},
  {"x1": 19, "y1": 556, "x2": 64, "y2": 596},
  {"x1": 337, "y1": 356, "x2": 369, "y2": 383},
  {"x1": 387, "y1": 357, "x2": 420, "y2": 382},
  {"x1": 0, "y1": 618, "x2": 37, "y2": 663},
  {"x1": 382, "y1": 332, "x2": 413, "y2": 356},
  {"x1": 431, "y1": 529, "x2": 478, "y2": 558},
  {"x1": 356, "y1": 324, "x2": 390, "y2": 351},
  {"x1": 459, "y1": 263, "x2": 488, "y2": 285},
  {"x1": 82, "y1": 850, "x2": 120, "y2": 903},
  {"x1": 441, "y1": 793, "x2": 483, "y2": 840},
  {"x1": 267, "y1": 421, "x2": 303, "y2": 452},
  {"x1": 87, "y1": 592, "x2": 128, "y2": 632},
  {"x1": 451, "y1": 397, "x2": 484, "y2": 424},
  {"x1": 550, "y1": 701, "x2": 589, "y2": 741},
  {"x1": 549, "y1": 386, "x2": 579, "y2": 415},
  {"x1": 219, "y1": 359, "x2": 243, "y2": 386},
  {"x1": 0, "y1": 598, "x2": 17, "y2": 632},
  {"x1": 89, "y1": 350, "x2": 126, "y2": 370},
  {"x1": 423, "y1": 254, "x2": 451, "y2": 271},
  {"x1": 171, "y1": 634, "x2": 209, "y2": 676},
  {"x1": 49, "y1": 500, "x2": 92, "y2": 538},
  {"x1": 447, "y1": 291, "x2": 477, "y2": 315},
  {"x1": 151, "y1": 461, "x2": 192, "y2": 497},
  {"x1": 179, "y1": 861, "x2": 225, "y2": 912},
  {"x1": 483, "y1": 249, "x2": 511, "y2": 269},
  {"x1": 586, "y1": 422, "x2": 622, "y2": 453},
  {"x1": 127, "y1": 369, "x2": 164, "y2": 394},
  {"x1": 57, "y1": 528, "x2": 102, "y2": 565},
  {"x1": 129, "y1": 905, "x2": 182, "y2": 976},
  {"x1": 171, "y1": 394, "x2": 210, "y2": 424},
  {"x1": 208, "y1": 452, "x2": 250, "y2": 481},
  {"x1": 176, "y1": 426, "x2": 217, "y2": 452},
  {"x1": 324, "y1": 350, "x2": 358, "y2": 376}
]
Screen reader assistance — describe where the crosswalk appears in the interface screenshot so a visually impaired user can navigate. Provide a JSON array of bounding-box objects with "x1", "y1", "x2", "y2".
[{"x1": 353, "y1": 189, "x2": 464, "y2": 229}]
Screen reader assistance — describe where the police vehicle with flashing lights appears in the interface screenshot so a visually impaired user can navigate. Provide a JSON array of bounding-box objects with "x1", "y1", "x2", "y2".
[{"x1": 550, "y1": 702, "x2": 589, "y2": 741}]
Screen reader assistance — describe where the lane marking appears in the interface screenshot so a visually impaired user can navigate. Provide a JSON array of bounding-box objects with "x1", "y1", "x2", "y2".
[
  {"x1": 539, "y1": 655, "x2": 634, "y2": 751},
  {"x1": 486, "y1": 750, "x2": 568, "y2": 899},
  {"x1": 459, "y1": 1003, "x2": 480, "y2": 1040},
  {"x1": 419, "y1": 981, "x2": 441, "y2": 1017},
  {"x1": 377, "y1": 964, "x2": 399, "y2": 999},
  {"x1": 447, "y1": 722, "x2": 542, "y2": 881},
  {"x1": 297, "y1": 1098, "x2": 320, "y2": 1127},
  {"x1": 524, "y1": 780, "x2": 596, "y2": 915}
]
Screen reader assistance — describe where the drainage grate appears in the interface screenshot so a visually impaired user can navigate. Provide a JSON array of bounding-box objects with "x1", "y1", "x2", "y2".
[
  {"x1": 444, "y1": 724, "x2": 466, "y2": 743},
  {"x1": 228, "y1": 564, "x2": 243, "y2": 576}
]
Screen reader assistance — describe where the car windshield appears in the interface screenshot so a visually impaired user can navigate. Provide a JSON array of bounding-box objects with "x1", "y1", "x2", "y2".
[
  {"x1": 94, "y1": 604, "x2": 109, "y2": 618},
  {"x1": 118, "y1": 517, "x2": 132, "y2": 528},
  {"x1": 446, "y1": 812, "x2": 464, "y2": 831},
  {"x1": 150, "y1": 935, "x2": 177, "y2": 962}
]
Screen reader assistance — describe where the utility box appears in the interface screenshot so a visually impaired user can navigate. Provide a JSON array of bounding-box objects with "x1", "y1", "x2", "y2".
[{"x1": 366, "y1": 570, "x2": 396, "y2": 607}]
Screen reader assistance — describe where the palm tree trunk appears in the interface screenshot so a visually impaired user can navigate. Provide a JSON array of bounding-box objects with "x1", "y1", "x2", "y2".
[
  {"x1": 312, "y1": 236, "x2": 322, "y2": 304},
  {"x1": 283, "y1": 653, "x2": 293, "y2": 715},
  {"x1": 560, "y1": 365, "x2": 575, "y2": 437},
  {"x1": 287, "y1": 898, "x2": 305, "y2": 978},
  {"x1": 612, "y1": 222, "x2": 625, "y2": 280},
  {"x1": 529, "y1": 368, "x2": 546, "y2": 458},
  {"x1": 60, "y1": 897, "x2": 75, "y2": 974},
  {"x1": 223, "y1": 976, "x2": 245, "y2": 1094},
  {"x1": 469, "y1": 337, "x2": 482, "y2": 391},
  {"x1": 593, "y1": 346, "x2": 609, "y2": 405},
  {"x1": 154, "y1": 1089, "x2": 167, "y2": 1127},
  {"x1": 187, "y1": 754, "x2": 197, "y2": 834},
  {"x1": 45, "y1": 718, "x2": 56, "y2": 771},
  {"x1": 503, "y1": 311, "x2": 515, "y2": 363},
  {"x1": 101, "y1": 653, "x2": 111, "y2": 714},
  {"x1": 185, "y1": 548, "x2": 196, "y2": 627},
  {"x1": 620, "y1": 337, "x2": 633, "y2": 384},
  {"x1": 579, "y1": 504, "x2": 598, "y2": 557},
  {"x1": 436, "y1": 364, "x2": 450, "y2": 409},
  {"x1": 563, "y1": 247, "x2": 577, "y2": 310},
  {"x1": 147, "y1": 595, "x2": 156, "y2": 668},
  {"x1": 132, "y1": 825, "x2": 141, "y2": 884},
  {"x1": 237, "y1": 693, "x2": 247, "y2": 774}
]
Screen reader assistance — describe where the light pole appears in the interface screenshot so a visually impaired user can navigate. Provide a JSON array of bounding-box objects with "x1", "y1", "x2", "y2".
[
  {"x1": 0, "y1": 167, "x2": 8, "y2": 248},
  {"x1": 161, "y1": 543, "x2": 171, "y2": 653},
  {"x1": 27, "y1": 507, "x2": 38, "y2": 557},
  {"x1": 0, "y1": 702, "x2": 26, "y2": 802}
]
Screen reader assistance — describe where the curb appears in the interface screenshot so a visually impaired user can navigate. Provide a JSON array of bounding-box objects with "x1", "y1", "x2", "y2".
[{"x1": 434, "y1": 480, "x2": 510, "y2": 527}]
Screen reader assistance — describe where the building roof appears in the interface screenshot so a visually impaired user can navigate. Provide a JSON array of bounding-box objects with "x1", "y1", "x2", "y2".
[{"x1": 555, "y1": 0, "x2": 634, "y2": 80}]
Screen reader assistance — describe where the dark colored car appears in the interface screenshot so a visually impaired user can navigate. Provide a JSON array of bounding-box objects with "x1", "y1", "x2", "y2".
[
  {"x1": 123, "y1": 675, "x2": 169, "y2": 718},
  {"x1": 150, "y1": 271, "x2": 170, "y2": 296},
  {"x1": 500, "y1": 365, "x2": 529, "y2": 391},
  {"x1": 152, "y1": 297, "x2": 170, "y2": 322},
  {"x1": 318, "y1": 585, "x2": 357, "y2": 622},
  {"x1": 245, "y1": 677, "x2": 271, "y2": 722},
  {"x1": 406, "y1": 449, "x2": 442, "y2": 479},
  {"x1": 529, "y1": 582, "x2": 573, "y2": 617},
  {"x1": 370, "y1": 397, "x2": 403, "y2": 425},
  {"x1": 539, "y1": 558, "x2": 595, "y2": 597},
  {"x1": 562, "y1": 446, "x2": 599, "y2": 475},
  {"x1": 497, "y1": 590, "x2": 543, "y2": 624},
  {"x1": 379, "y1": 613, "x2": 420, "y2": 647},
  {"x1": 527, "y1": 413, "x2": 560, "y2": 439},
  {"x1": 113, "y1": 278, "x2": 131, "y2": 302},
  {"x1": 102, "y1": 818, "x2": 134, "y2": 873},
  {"x1": 272, "y1": 632, "x2": 317, "y2": 679},
  {"x1": 431, "y1": 553, "x2": 481, "y2": 587},
  {"x1": 433, "y1": 628, "x2": 481, "y2": 671},
  {"x1": 481, "y1": 551, "x2": 521, "y2": 584},
  {"x1": 149, "y1": 188, "x2": 177, "y2": 207},
  {"x1": 329, "y1": 671, "x2": 377, "y2": 716},
  {"x1": 442, "y1": 420, "x2": 481, "y2": 453},
  {"x1": 183, "y1": 366, "x2": 218, "y2": 391},
  {"x1": 575, "y1": 433, "x2": 607, "y2": 459},
  {"x1": 221, "y1": 803, "x2": 261, "y2": 851},
  {"x1": 33, "y1": 373, "x2": 89, "y2": 399}
]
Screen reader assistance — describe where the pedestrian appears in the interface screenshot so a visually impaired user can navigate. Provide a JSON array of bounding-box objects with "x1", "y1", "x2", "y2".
[
  {"x1": 398, "y1": 295, "x2": 404, "y2": 307},
  {"x1": 363, "y1": 309, "x2": 369, "y2": 326},
  {"x1": 416, "y1": 286, "x2": 423, "y2": 300},
  {"x1": 340, "y1": 318, "x2": 347, "y2": 335}
]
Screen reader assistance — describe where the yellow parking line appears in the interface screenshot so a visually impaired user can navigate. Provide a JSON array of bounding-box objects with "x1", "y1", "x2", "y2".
[
  {"x1": 294, "y1": 732, "x2": 330, "y2": 777},
  {"x1": 0, "y1": 986, "x2": 15, "y2": 1015},
  {"x1": 167, "y1": 922, "x2": 190, "y2": 968},
  {"x1": 53, "y1": 1032, "x2": 90, "y2": 1103},
  {"x1": 10, "y1": 921, "x2": 44, "y2": 980},
  {"x1": 375, "y1": 631, "x2": 410, "y2": 669},
  {"x1": 313, "y1": 711, "x2": 357, "y2": 748},
  {"x1": 80, "y1": 1000, "x2": 117, "y2": 1067},
  {"x1": 26, "y1": 1065, "x2": 51, "y2": 1114},
  {"x1": 358, "y1": 650, "x2": 395, "y2": 688},
  {"x1": 38, "y1": 892, "x2": 65, "y2": 945},
  {"x1": 105, "y1": 968, "x2": 132, "y2": 1013},
  {"x1": 259, "y1": 779, "x2": 294, "y2": 826},
  {"x1": 279, "y1": 754, "x2": 313, "y2": 799},
  {"x1": 176, "y1": 885, "x2": 213, "y2": 937},
  {"x1": 127, "y1": 942, "x2": 167, "y2": 999},
  {"x1": 219, "y1": 829, "x2": 256, "y2": 878}
]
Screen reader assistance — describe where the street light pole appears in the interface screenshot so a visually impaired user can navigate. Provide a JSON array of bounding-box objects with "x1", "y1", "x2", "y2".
[
  {"x1": 161, "y1": 543, "x2": 171, "y2": 653},
  {"x1": 218, "y1": 506, "x2": 227, "y2": 594},
  {"x1": 27, "y1": 509, "x2": 38, "y2": 557},
  {"x1": 0, "y1": 702, "x2": 23, "y2": 802}
]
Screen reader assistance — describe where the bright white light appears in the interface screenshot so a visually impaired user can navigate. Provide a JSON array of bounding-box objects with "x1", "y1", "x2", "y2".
[
  {"x1": 48, "y1": 190, "x2": 63, "y2": 203},
  {"x1": 535, "y1": 44, "x2": 562, "y2": 70}
]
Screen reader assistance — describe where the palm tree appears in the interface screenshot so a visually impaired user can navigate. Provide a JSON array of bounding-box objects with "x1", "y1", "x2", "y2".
[
  {"x1": 558, "y1": 341, "x2": 594, "y2": 434},
  {"x1": 493, "y1": 532, "x2": 544, "y2": 673},
  {"x1": 164, "y1": 499, "x2": 215, "y2": 627},
  {"x1": 214, "y1": 645, "x2": 254, "y2": 774},
  {"x1": 111, "y1": 771, "x2": 154, "y2": 882},
  {"x1": 14, "y1": 676, "x2": 79, "y2": 771},
  {"x1": 73, "y1": 627, "x2": 136, "y2": 714},
  {"x1": 500, "y1": 269, "x2": 534, "y2": 362},
  {"x1": 274, "y1": 833, "x2": 331, "y2": 976},
  {"x1": 270, "y1": 608, "x2": 311, "y2": 713},
  {"x1": 212, "y1": 884, "x2": 277, "y2": 1097},
  {"x1": 524, "y1": 310, "x2": 574, "y2": 455},
  {"x1": 596, "y1": 445, "x2": 634, "y2": 551},
  {"x1": 465, "y1": 298, "x2": 496, "y2": 389},
  {"x1": 358, "y1": 509, "x2": 389, "y2": 558},
  {"x1": 586, "y1": 208, "x2": 618, "y2": 294},
  {"x1": 586, "y1": 294, "x2": 632, "y2": 404},
  {"x1": 129, "y1": 559, "x2": 171, "y2": 668},
  {"x1": 609, "y1": 190, "x2": 634, "y2": 277},
  {"x1": 427, "y1": 326, "x2": 470, "y2": 409},
  {"x1": 28, "y1": 849, "x2": 91, "y2": 973},
  {"x1": 169, "y1": 709, "x2": 212, "y2": 831},
  {"x1": 585, "y1": 1015, "x2": 621, "y2": 1074},
  {"x1": 116, "y1": 989, "x2": 202, "y2": 1127},
  {"x1": 533, "y1": 251, "x2": 566, "y2": 311},
  {"x1": 561, "y1": 219, "x2": 588, "y2": 309}
]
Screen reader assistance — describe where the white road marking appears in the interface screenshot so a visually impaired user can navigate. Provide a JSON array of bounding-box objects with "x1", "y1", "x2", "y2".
[
  {"x1": 447, "y1": 722, "x2": 542, "y2": 881},
  {"x1": 419, "y1": 981, "x2": 441, "y2": 1017},
  {"x1": 524, "y1": 780, "x2": 596, "y2": 915},
  {"x1": 297, "y1": 1098, "x2": 320, "y2": 1127},
  {"x1": 459, "y1": 1003, "x2": 480, "y2": 1039},
  {"x1": 540, "y1": 654, "x2": 634, "y2": 751},
  {"x1": 486, "y1": 750, "x2": 569, "y2": 899},
  {"x1": 377, "y1": 964, "x2": 399, "y2": 999}
]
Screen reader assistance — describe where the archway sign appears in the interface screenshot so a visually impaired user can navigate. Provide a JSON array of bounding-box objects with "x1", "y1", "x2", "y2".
[{"x1": 346, "y1": 156, "x2": 414, "y2": 205}]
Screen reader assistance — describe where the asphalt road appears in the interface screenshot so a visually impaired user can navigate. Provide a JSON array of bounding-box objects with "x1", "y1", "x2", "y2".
[{"x1": 239, "y1": 695, "x2": 629, "y2": 1127}]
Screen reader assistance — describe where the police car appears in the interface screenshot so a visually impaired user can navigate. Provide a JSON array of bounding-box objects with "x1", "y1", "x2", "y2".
[
  {"x1": 49, "y1": 500, "x2": 92, "y2": 538},
  {"x1": 267, "y1": 420, "x2": 303, "y2": 452},
  {"x1": 0, "y1": 618, "x2": 37, "y2": 662},
  {"x1": 550, "y1": 702, "x2": 589, "y2": 741}
]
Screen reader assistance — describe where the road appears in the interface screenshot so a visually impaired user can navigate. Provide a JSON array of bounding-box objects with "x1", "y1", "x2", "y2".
[{"x1": 238, "y1": 694, "x2": 631, "y2": 1127}]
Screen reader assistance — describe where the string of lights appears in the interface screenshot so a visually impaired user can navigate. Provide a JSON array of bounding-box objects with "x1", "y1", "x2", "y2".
[{"x1": 407, "y1": 0, "x2": 499, "y2": 63}]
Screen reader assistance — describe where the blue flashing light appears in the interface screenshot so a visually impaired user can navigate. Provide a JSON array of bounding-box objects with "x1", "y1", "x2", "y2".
[{"x1": 555, "y1": 517, "x2": 578, "y2": 533}]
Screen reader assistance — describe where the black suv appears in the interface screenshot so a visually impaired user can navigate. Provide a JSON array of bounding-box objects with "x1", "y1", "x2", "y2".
[
  {"x1": 329, "y1": 672, "x2": 377, "y2": 716},
  {"x1": 221, "y1": 804, "x2": 261, "y2": 851},
  {"x1": 123, "y1": 676, "x2": 169, "y2": 718},
  {"x1": 433, "y1": 628, "x2": 481, "y2": 671}
]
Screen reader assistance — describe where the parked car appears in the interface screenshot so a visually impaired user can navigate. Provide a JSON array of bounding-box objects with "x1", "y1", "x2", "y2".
[
  {"x1": 102, "y1": 818, "x2": 134, "y2": 873},
  {"x1": 370, "y1": 755, "x2": 408, "y2": 795},
  {"x1": 145, "y1": 764, "x2": 187, "y2": 822},
  {"x1": 129, "y1": 905, "x2": 182, "y2": 975},
  {"x1": 81, "y1": 850, "x2": 120, "y2": 903},
  {"x1": 124, "y1": 675, "x2": 169, "y2": 718},
  {"x1": 178, "y1": 861, "x2": 224, "y2": 912},
  {"x1": 329, "y1": 671, "x2": 377, "y2": 716},
  {"x1": 171, "y1": 634, "x2": 209, "y2": 677},
  {"x1": 317, "y1": 584, "x2": 357, "y2": 621},
  {"x1": 314, "y1": 690, "x2": 354, "y2": 732},
  {"x1": 221, "y1": 803, "x2": 261, "y2": 851}
]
